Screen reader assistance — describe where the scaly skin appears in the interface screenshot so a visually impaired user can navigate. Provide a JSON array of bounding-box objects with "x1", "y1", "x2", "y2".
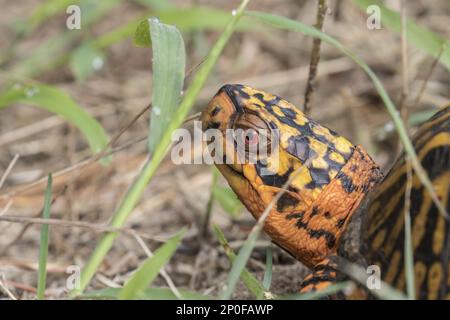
[{"x1": 201, "y1": 84, "x2": 450, "y2": 299}]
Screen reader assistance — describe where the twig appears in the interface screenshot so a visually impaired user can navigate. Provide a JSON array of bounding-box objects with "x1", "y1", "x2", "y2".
[
  {"x1": 0, "y1": 214, "x2": 168, "y2": 242},
  {"x1": 131, "y1": 231, "x2": 183, "y2": 299},
  {"x1": 1, "y1": 112, "x2": 200, "y2": 200},
  {"x1": 4, "y1": 280, "x2": 38, "y2": 294},
  {"x1": 0, "y1": 154, "x2": 20, "y2": 190},
  {"x1": 95, "y1": 274, "x2": 121, "y2": 288},
  {"x1": 1, "y1": 136, "x2": 147, "y2": 200},
  {"x1": 411, "y1": 44, "x2": 445, "y2": 110},
  {"x1": 303, "y1": 0, "x2": 328, "y2": 115},
  {"x1": 398, "y1": 0, "x2": 409, "y2": 128},
  {"x1": 0, "y1": 272, "x2": 18, "y2": 300},
  {"x1": 0, "y1": 185, "x2": 67, "y2": 256},
  {"x1": 0, "y1": 200, "x2": 12, "y2": 216}
]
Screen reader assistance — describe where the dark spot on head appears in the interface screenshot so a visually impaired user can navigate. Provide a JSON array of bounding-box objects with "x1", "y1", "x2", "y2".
[
  {"x1": 269, "y1": 121, "x2": 278, "y2": 130},
  {"x1": 310, "y1": 167, "x2": 331, "y2": 188},
  {"x1": 296, "y1": 219, "x2": 309, "y2": 229},
  {"x1": 329, "y1": 129, "x2": 340, "y2": 137},
  {"x1": 279, "y1": 107, "x2": 297, "y2": 119},
  {"x1": 253, "y1": 93, "x2": 263, "y2": 99},
  {"x1": 211, "y1": 105, "x2": 221, "y2": 116},
  {"x1": 337, "y1": 171, "x2": 356, "y2": 193},
  {"x1": 256, "y1": 161, "x2": 293, "y2": 187},
  {"x1": 361, "y1": 182, "x2": 371, "y2": 193},
  {"x1": 336, "y1": 218, "x2": 346, "y2": 229},
  {"x1": 286, "y1": 212, "x2": 304, "y2": 220},
  {"x1": 323, "y1": 151, "x2": 345, "y2": 173},
  {"x1": 277, "y1": 193, "x2": 300, "y2": 212},
  {"x1": 287, "y1": 136, "x2": 310, "y2": 162},
  {"x1": 308, "y1": 229, "x2": 336, "y2": 249},
  {"x1": 324, "y1": 212, "x2": 332, "y2": 219},
  {"x1": 304, "y1": 180, "x2": 316, "y2": 190},
  {"x1": 310, "y1": 207, "x2": 320, "y2": 217},
  {"x1": 206, "y1": 122, "x2": 221, "y2": 130}
]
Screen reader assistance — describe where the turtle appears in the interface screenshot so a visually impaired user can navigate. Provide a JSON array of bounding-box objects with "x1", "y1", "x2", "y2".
[{"x1": 200, "y1": 84, "x2": 450, "y2": 299}]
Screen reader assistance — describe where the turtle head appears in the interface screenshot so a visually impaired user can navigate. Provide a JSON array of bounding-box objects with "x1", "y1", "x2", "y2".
[{"x1": 201, "y1": 84, "x2": 381, "y2": 267}]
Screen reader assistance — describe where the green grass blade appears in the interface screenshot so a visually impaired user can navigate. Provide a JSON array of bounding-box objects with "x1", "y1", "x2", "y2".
[
  {"x1": 133, "y1": 0, "x2": 171, "y2": 10},
  {"x1": 248, "y1": 11, "x2": 447, "y2": 218},
  {"x1": 118, "y1": 228, "x2": 185, "y2": 300},
  {"x1": 83, "y1": 287, "x2": 212, "y2": 300},
  {"x1": 262, "y1": 247, "x2": 273, "y2": 292},
  {"x1": 69, "y1": 44, "x2": 105, "y2": 82},
  {"x1": 37, "y1": 174, "x2": 53, "y2": 300},
  {"x1": 0, "y1": 83, "x2": 109, "y2": 156},
  {"x1": 213, "y1": 225, "x2": 268, "y2": 299},
  {"x1": 71, "y1": 0, "x2": 251, "y2": 297},
  {"x1": 352, "y1": 0, "x2": 450, "y2": 70},
  {"x1": 133, "y1": 7, "x2": 259, "y2": 48},
  {"x1": 212, "y1": 185, "x2": 243, "y2": 217},
  {"x1": 404, "y1": 205, "x2": 415, "y2": 299},
  {"x1": 6, "y1": 0, "x2": 121, "y2": 78},
  {"x1": 147, "y1": 17, "x2": 186, "y2": 152},
  {"x1": 25, "y1": 0, "x2": 83, "y2": 34},
  {"x1": 219, "y1": 218, "x2": 262, "y2": 299},
  {"x1": 342, "y1": 262, "x2": 408, "y2": 300},
  {"x1": 6, "y1": 6, "x2": 259, "y2": 79},
  {"x1": 404, "y1": 160, "x2": 416, "y2": 300}
]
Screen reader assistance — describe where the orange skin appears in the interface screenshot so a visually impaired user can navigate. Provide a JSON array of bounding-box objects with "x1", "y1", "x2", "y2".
[{"x1": 201, "y1": 84, "x2": 382, "y2": 270}]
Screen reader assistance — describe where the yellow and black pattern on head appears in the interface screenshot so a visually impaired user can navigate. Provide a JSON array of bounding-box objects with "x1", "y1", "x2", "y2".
[
  {"x1": 202, "y1": 84, "x2": 355, "y2": 206},
  {"x1": 363, "y1": 105, "x2": 450, "y2": 299},
  {"x1": 202, "y1": 84, "x2": 382, "y2": 268}
]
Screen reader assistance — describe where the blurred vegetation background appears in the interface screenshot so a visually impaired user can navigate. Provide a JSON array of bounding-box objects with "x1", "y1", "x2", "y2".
[{"x1": 0, "y1": 0, "x2": 448, "y2": 299}]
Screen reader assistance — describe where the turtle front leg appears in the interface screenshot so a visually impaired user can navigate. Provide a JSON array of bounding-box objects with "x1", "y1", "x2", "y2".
[{"x1": 299, "y1": 256, "x2": 341, "y2": 296}]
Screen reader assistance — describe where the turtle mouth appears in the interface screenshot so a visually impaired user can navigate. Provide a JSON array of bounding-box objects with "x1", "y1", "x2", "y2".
[{"x1": 217, "y1": 163, "x2": 264, "y2": 210}]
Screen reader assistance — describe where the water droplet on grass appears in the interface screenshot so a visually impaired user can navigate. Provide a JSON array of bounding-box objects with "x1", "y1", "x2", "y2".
[
  {"x1": 92, "y1": 57, "x2": 104, "y2": 70},
  {"x1": 25, "y1": 87, "x2": 39, "y2": 97}
]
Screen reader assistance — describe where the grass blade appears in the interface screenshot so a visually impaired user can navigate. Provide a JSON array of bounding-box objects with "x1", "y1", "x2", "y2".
[
  {"x1": 247, "y1": 11, "x2": 448, "y2": 218},
  {"x1": 24, "y1": 0, "x2": 83, "y2": 34},
  {"x1": 8, "y1": 0, "x2": 122, "y2": 78},
  {"x1": 133, "y1": 7, "x2": 260, "y2": 48},
  {"x1": 147, "y1": 17, "x2": 186, "y2": 152},
  {"x1": 262, "y1": 247, "x2": 273, "y2": 292},
  {"x1": 352, "y1": 0, "x2": 450, "y2": 70},
  {"x1": 342, "y1": 262, "x2": 408, "y2": 300},
  {"x1": 69, "y1": 44, "x2": 105, "y2": 82},
  {"x1": 6, "y1": 7, "x2": 259, "y2": 79},
  {"x1": 0, "y1": 83, "x2": 109, "y2": 156},
  {"x1": 213, "y1": 225, "x2": 269, "y2": 299},
  {"x1": 212, "y1": 185, "x2": 243, "y2": 218},
  {"x1": 118, "y1": 228, "x2": 185, "y2": 300},
  {"x1": 404, "y1": 159, "x2": 416, "y2": 299},
  {"x1": 83, "y1": 287, "x2": 212, "y2": 300},
  {"x1": 218, "y1": 158, "x2": 312, "y2": 300},
  {"x1": 37, "y1": 174, "x2": 53, "y2": 300},
  {"x1": 71, "y1": 0, "x2": 252, "y2": 297}
]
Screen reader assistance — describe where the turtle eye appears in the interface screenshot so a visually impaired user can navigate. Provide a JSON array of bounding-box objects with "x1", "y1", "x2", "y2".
[{"x1": 243, "y1": 129, "x2": 259, "y2": 146}]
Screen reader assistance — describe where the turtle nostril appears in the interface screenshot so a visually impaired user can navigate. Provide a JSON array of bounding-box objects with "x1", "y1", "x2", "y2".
[{"x1": 211, "y1": 105, "x2": 221, "y2": 116}]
